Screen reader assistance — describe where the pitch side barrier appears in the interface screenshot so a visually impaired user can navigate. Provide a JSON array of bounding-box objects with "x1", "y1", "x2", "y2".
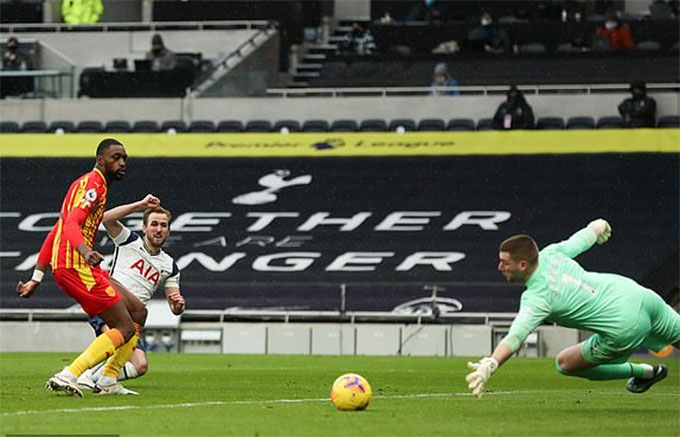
[{"x1": 1, "y1": 130, "x2": 678, "y2": 318}]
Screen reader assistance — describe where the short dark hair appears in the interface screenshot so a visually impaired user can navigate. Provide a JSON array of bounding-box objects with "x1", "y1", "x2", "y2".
[
  {"x1": 143, "y1": 206, "x2": 172, "y2": 225},
  {"x1": 499, "y1": 234, "x2": 539, "y2": 265},
  {"x1": 96, "y1": 138, "x2": 123, "y2": 157}
]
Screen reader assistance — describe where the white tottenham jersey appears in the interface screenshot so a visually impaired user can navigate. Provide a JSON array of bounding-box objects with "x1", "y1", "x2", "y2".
[{"x1": 109, "y1": 225, "x2": 180, "y2": 305}]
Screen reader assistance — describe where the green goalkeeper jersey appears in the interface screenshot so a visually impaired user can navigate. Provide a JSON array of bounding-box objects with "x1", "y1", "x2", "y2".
[{"x1": 500, "y1": 227, "x2": 675, "y2": 352}]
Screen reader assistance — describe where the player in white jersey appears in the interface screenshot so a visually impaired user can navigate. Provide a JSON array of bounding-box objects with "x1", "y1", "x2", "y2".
[{"x1": 78, "y1": 196, "x2": 185, "y2": 393}]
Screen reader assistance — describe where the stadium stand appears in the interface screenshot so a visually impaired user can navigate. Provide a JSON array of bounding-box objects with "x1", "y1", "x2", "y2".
[
  {"x1": 160, "y1": 120, "x2": 187, "y2": 133},
  {"x1": 447, "y1": 118, "x2": 476, "y2": 131},
  {"x1": 658, "y1": 115, "x2": 680, "y2": 127},
  {"x1": 76, "y1": 120, "x2": 103, "y2": 133},
  {"x1": 330, "y1": 119, "x2": 358, "y2": 132},
  {"x1": 388, "y1": 119, "x2": 417, "y2": 132},
  {"x1": 20, "y1": 121, "x2": 47, "y2": 133},
  {"x1": 535, "y1": 117, "x2": 566, "y2": 130},
  {"x1": 132, "y1": 120, "x2": 160, "y2": 133},
  {"x1": 597, "y1": 116, "x2": 626, "y2": 129},
  {"x1": 302, "y1": 119, "x2": 330, "y2": 132},
  {"x1": 359, "y1": 119, "x2": 387, "y2": 132},
  {"x1": 418, "y1": 118, "x2": 446, "y2": 132},
  {"x1": 216, "y1": 120, "x2": 244, "y2": 133},
  {"x1": 566, "y1": 116, "x2": 596, "y2": 129},
  {"x1": 273, "y1": 120, "x2": 301, "y2": 133},
  {"x1": 0, "y1": 121, "x2": 20, "y2": 133},
  {"x1": 188, "y1": 120, "x2": 216, "y2": 133},
  {"x1": 48, "y1": 121, "x2": 76, "y2": 133},
  {"x1": 244, "y1": 120, "x2": 273, "y2": 133},
  {"x1": 104, "y1": 120, "x2": 132, "y2": 133}
]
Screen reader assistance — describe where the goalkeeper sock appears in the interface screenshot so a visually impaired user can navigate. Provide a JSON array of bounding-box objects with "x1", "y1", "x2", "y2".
[
  {"x1": 66, "y1": 329, "x2": 125, "y2": 377},
  {"x1": 556, "y1": 361, "x2": 648, "y2": 381}
]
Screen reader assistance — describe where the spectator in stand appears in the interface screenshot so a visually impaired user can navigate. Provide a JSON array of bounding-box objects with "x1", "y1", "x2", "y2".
[
  {"x1": 493, "y1": 86, "x2": 535, "y2": 130},
  {"x1": 467, "y1": 11, "x2": 512, "y2": 54},
  {"x1": 405, "y1": 0, "x2": 443, "y2": 22},
  {"x1": 2, "y1": 37, "x2": 30, "y2": 70},
  {"x1": 595, "y1": 11, "x2": 635, "y2": 50},
  {"x1": 618, "y1": 81, "x2": 657, "y2": 128},
  {"x1": 430, "y1": 62, "x2": 460, "y2": 96},
  {"x1": 145, "y1": 34, "x2": 177, "y2": 72},
  {"x1": 341, "y1": 22, "x2": 377, "y2": 55}
]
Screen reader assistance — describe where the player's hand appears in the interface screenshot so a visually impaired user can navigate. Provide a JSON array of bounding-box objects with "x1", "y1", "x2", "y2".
[
  {"x1": 16, "y1": 280, "x2": 39, "y2": 298},
  {"x1": 168, "y1": 292, "x2": 185, "y2": 315},
  {"x1": 83, "y1": 249, "x2": 104, "y2": 266},
  {"x1": 140, "y1": 194, "x2": 161, "y2": 209},
  {"x1": 587, "y1": 219, "x2": 612, "y2": 245},
  {"x1": 465, "y1": 357, "x2": 498, "y2": 399}
]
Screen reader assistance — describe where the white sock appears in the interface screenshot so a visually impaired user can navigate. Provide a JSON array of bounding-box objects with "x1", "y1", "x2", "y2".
[
  {"x1": 98, "y1": 375, "x2": 116, "y2": 387},
  {"x1": 639, "y1": 363, "x2": 655, "y2": 378},
  {"x1": 91, "y1": 360, "x2": 107, "y2": 383},
  {"x1": 118, "y1": 362, "x2": 139, "y2": 381}
]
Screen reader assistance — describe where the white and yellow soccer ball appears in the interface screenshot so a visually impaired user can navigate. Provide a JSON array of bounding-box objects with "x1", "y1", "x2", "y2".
[{"x1": 330, "y1": 373, "x2": 372, "y2": 411}]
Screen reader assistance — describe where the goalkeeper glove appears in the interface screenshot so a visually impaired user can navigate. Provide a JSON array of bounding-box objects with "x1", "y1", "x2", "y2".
[
  {"x1": 466, "y1": 357, "x2": 499, "y2": 399},
  {"x1": 587, "y1": 219, "x2": 611, "y2": 245}
]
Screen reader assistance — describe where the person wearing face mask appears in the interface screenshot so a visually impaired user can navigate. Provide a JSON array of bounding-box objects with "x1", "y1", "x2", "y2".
[
  {"x1": 618, "y1": 81, "x2": 657, "y2": 128},
  {"x1": 2, "y1": 37, "x2": 30, "y2": 71},
  {"x1": 595, "y1": 11, "x2": 634, "y2": 50},
  {"x1": 145, "y1": 34, "x2": 177, "y2": 72},
  {"x1": 466, "y1": 11, "x2": 511, "y2": 54},
  {"x1": 341, "y1": 22, "x2": 377, "y2": 55},
  {"x1": 492, "y1": 85, "x2": 535, "y2": 130},
  {"x1": 429, "y1": 62, "x2": 460, "y2": 96}
]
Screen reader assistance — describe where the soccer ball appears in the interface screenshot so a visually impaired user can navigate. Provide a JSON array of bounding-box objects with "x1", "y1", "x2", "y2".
[{"x1": 330, "y1": 373, "x2": 372, "y2": 411}]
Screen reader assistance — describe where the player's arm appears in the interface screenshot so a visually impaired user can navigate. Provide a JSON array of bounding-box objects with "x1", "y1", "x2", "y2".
[
  {"x1": 466, "y1": 295, "x2": 550, "y2": 398},
  {"x1": 17, "y1": 223, "x2": 57, "y2": 298},
  {"x1": 552, "y1": 219, "x2": 612, "y2": 259},
  {"x1": 103, "y1": 194, "x2": 160, "y2": 239},
  {"x1": 164, "y1": 262, "x2": 184, "y2": 315}
]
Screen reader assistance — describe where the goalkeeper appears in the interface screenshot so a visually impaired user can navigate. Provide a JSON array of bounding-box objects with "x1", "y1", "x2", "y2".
[{"x1": 466, "y1": 219, "x2": 680, "y2": 398}]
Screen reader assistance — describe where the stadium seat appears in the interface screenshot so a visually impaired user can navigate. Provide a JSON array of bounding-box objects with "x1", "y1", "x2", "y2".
[
  {"x1": 331, "y1": 119, "x2": 358, "y2": 132},
  {"x1": 49, "y1": 121, "x2": 76, "y2": 133},
  {"x1": 77, "y1": 120, "x2": 103, "y2": 133},
  {"x1": 132, "y1": 120, "x2": 159, "y2": 133},
  {"x1": 0, "y1": 121, "x2": 20, "y2": 133},
  {"x1": 636, "y1": 40, "x2": 661, "y2": 51},
  {"x1": 417, "y1": 118, "x2": 446, "y2": 131},
  {"x1": 359, "y1": 119, "x2": 387, "y2": 132},
  {"x1": 244, "y1": 120, "x2": 272, "y2": 133},
  {"x1": 21, "y1": 121, "x2": 47, "y2": 133},
  {"x1": 104, "y1": 120, "x2": 131, "y2": 133},
  {"x1": 535, "y1": 117, "x2": 565, "y2": 130},
  {"x1": 477, "y1": 118, "x2": 495, "y2": 131},
  {"x1": 519, "y1": 43, "x2": 547, "y2": 54},
  {"x1": 160, "y1": 120, "x2": 186, "y2": 133},
  {"x1": 446, "y1": 118, "x2": 475, "y2": 131},
  {"x1": 566, "y1": 117, "x2": 595, "y2": 129},
  {"x1": 389, "y1": 119, "x2": 416, "y2": 132},
  {"x1": 657, "y1": 115, "x2": 680, "y2": 128},
  {"x1": 216, "y1": 120, "x2": 244, "y2": 133},
  {"x1": 597, "y1": 116, "x2": 625, "y2": 129},
  {"x1": 302, "y1": 120, "x2": 330, "y2": 132},
  {"x1": 273, "y1": 120, "x2": 301, "y2": 133},
  {"x1": 188, "y1": 120, "x2": 216, "y2": 133},
  {"x1": 556, "y1": 42, "x2": 580, "y2": 53}
]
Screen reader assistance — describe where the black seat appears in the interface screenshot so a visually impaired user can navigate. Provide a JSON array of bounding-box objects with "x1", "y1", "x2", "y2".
[
  {"x1": 216, "y1": 120, "x2": 244, "y2": 133},
  {"x1": 188, "y1": 120, "x2": 216, "y2": 133},
  {"x1": 597, "y1": 116, "x2": 625, "y2": 129},
  {"x1": 0, "y1": 121, "x2": 20, "y2": 133},
  {"x1": 636, "y1": 40, "x2": 661, "y2": 51},
  {"x1": 245, "y1": 120, "x2": 272, "y2": 133},
  {"x1": 160, "y1": 120, "x2": 186, "y2": 133},
  {"x1": 389, "y1": 119, "x2": 416, "y2": 132},
  {"x1": 359, "y1": 119, "x2": 387, "y2": 132},
  {"x1": 302, "y1": 120, "x2": 330, "y2": 132},
  {"x1": 566, "y1": 117, "x2": 595, "y2": 129},
  {"x1": 418, "y1": 118, "x2": 446, "y2": 131},
  {"x1": 273, "y1": 120, "x2": 300, "y2": 133},
  {"x1": 77, "y1": 120, "x2": 103, "y2": 133},
  {"x1": 447, "y1": 118, "x2": 475, "y2": 131},
  {"x1": 657, "y1": 115, "x2": 680, "y2": 128},
  {"x1": 104, "y1": 120, "x2": 131, "y2": 133},
  {"x1": 477, "y1": 118, "x2": 495, "y2": 130},
  {"x1": 132, "y1": 120, "x2": 159, "y2": 133},
  {"x1": 535, "y1": 117, "x2": 565, "y2": 130},
  {"x1": 21, "y1": 121, "x2": 47, "y2": 133},
  {"x1": 331, "y1": 119, "x2": 358, "y2": 132},
  {"x1": 49, "y1": 121, "x2": 76, "y2": 133}
]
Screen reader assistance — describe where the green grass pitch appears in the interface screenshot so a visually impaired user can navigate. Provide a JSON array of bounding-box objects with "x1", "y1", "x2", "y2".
[{"x1": 1, "y1": 353, "x2": 678, "y2": 436}]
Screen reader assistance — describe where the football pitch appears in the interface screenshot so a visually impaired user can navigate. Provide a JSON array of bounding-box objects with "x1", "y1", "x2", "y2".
[{"x1": 1, "y1": 353, "x2": 678, "y2": 436}]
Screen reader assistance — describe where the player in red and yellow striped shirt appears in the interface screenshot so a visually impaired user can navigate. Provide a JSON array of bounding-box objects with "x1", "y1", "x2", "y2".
[{"x1": 17, "y1": 138, "x2": 145, "y2": 397}]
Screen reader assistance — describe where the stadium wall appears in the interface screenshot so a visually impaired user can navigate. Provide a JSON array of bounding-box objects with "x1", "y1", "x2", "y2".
[{"x1": 1, "y1": 92, "x2": 678, "y2": 124}]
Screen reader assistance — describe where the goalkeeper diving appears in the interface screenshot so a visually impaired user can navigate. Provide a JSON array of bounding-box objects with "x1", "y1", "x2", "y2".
[{"x1": 466, "y1": 219, "x2": 680, "y2": 398}]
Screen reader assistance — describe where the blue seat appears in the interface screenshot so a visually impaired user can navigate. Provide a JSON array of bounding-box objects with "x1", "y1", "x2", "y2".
[
  {"x1": 447, "y1": 118, "x2": 475, "y2": 131},
  {"x1": 331, "y1": 119, "x2": 358, "y2": 132},
  {"x1": 188, "y1": 120, "x2": 216, "y2": 133},
  {"x1": 104, "y1": 120, "x2": 131, "y2": 133},
  {"x1": 359, "y1": 119, "x2": 387, "y2": 132},
  {"x1": 535, "y1": 117, "x2": 565, "y2": 130},
  {"x1": 389, "y1": 119, "x2": 416, "y2": 132},
  {"x1": 302, "y1": 120, "x2": 330, "y2": 132},
  {"x1": 49, "y1": 121, "x2": 76, "y2": 133},
  {"x1": 132, "y1": 120, "x2": 159, "y2": 133},
  {"x1": 244, "y1": 120, "x2": 271, "y2": 133},
  {"x1": 417, "y1": 118, "x2": 446, "y2": 131},
  {"x1": 77, "y1": 120, "x2": 103, "y2": 133},
  {"x1": 21, "y1": 121, "x2": 47, "y2": 133},
  {"x1": 566, "y1": 117, "x2": 595, "y2": 130}
]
